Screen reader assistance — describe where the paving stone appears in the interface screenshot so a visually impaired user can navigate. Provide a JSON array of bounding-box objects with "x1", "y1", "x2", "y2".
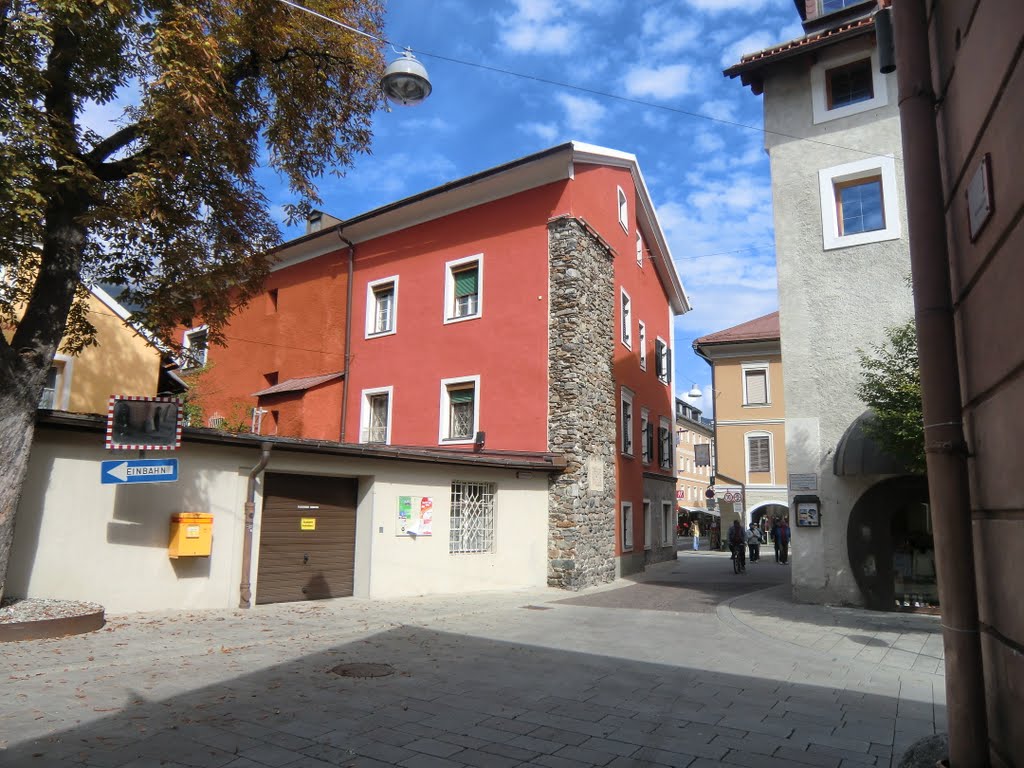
[
  {"x1": 398, "y1": 754, "x2": 467, "y2": 768},
  {"x1": 553, "y1": 743, "x2": 620, "y2": 765},
  {"x1": 404, "y1": 737, "x2": 466, "y2": 758}
]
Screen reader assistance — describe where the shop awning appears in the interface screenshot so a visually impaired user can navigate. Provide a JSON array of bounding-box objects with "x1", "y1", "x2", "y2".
[{"x1": 679, "y1": 505, "x2": 720, "y2": 517}]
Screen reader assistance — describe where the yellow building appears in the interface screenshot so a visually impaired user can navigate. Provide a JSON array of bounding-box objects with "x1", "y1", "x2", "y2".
[
  {"x1": 693, "y1": 312, "x2": 789, "y2": 531},
  {"x1": 6, "y1": 286, "x2": 179, "y2": 414},
  {"x1": 674, "y1": 398, "x2": 715, "y2": 543}
]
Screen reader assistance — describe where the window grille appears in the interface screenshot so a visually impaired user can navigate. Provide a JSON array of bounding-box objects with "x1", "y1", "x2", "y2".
[
  {"x1": 450, "y1": 481, "x2": 495, "y2": 554},
  {"x1": 367, "y1": 394, "x2": 389, "y2": 442},
  {"x1": 448, "y1": 386, "x2": 475, "y2": 439}
]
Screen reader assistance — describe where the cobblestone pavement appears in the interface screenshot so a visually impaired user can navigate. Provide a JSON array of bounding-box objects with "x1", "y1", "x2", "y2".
[{"x1": 0, "y1": 552, "x2": 946, "y2": 768}]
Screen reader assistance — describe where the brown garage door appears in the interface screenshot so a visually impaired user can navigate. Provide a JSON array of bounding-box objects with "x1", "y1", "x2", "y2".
[{"x1": 256, "y1": 473, "x2": 357, "y2": 604}]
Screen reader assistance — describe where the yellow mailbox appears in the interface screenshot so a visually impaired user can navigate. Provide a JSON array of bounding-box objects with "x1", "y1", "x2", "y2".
[{"x1": 168, "y1": 512, "x2": 213, "y2": 558}]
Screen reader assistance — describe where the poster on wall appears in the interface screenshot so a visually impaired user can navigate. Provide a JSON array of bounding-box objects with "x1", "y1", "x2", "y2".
[
  {"x1": 397, "y1": 496, "x2": 434, "y2": 536},
  {"x1": 796, "y1": 502, "x2": 821, "y2": 527}
]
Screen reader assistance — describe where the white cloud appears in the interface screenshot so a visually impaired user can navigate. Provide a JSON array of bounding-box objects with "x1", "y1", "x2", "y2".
[
  {"x1": 720, "y1": 31, "x2": 777, "y2": 68},
  {"x1": 333, "y1": 151, "x2": 457, "y2": 202},
  {"x1": 700, "y1": 99, "x2": 738, "y2": 123},
  {"x1": 622, "y1": 64, "x2": 695, "y2": 100},
  {"x1": 641, "y1": 9, "x2": 702, "y2": 53},
  {"x1": 685, "y1": 0, "x2": 774, "y2": 12},
  {"x1": 555, "y1": 93, "x2": 608, "y2": 138},
  {"x1": 497, "y1": 0, "x2": 587, "y2": 54},
  {"x1": 519, "y1": 121, "x2": 560, "y2": 143},
  {"x1": 694, "y1": 131, "x2": 725, "y2": 153},
  {"x1": 397, "y1": 116, "x2": 455, "y2": 134}
]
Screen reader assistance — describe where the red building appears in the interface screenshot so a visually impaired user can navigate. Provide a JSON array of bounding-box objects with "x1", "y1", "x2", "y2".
[{"x1": 184, "y1": 142, "x2": 690, "y2": 585}]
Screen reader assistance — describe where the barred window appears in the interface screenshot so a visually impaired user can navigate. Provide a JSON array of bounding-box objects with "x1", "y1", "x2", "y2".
[{"x1": 450, "y1": 481, "x2": 495, "y2": 554}]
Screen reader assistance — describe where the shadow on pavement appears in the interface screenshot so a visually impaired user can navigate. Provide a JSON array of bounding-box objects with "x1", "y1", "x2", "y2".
[{"x1": 3, "y1": 621, "x2": 943, "y2": 768}]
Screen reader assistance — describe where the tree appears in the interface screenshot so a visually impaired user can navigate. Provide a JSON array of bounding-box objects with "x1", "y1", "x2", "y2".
[
  {"x1": 856, "y1": 319, "x2": 926, "y2": 475},
  {"x1": 0, "y1": 0, "x2": 386, "y2": 599}
]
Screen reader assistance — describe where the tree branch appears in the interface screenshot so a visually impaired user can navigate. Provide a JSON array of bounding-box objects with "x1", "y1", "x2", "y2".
[{"x1": 85, "y1": 124, "x2": 142, "y2": 164}]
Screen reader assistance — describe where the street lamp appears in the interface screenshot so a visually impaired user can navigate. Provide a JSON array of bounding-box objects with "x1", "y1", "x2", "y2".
[
  {"x1": 686, "y1": 383, "x2": 702, "y2": 398},
  {"x1": 381, "y1": 49, "x2": 432, "y2": 107}
]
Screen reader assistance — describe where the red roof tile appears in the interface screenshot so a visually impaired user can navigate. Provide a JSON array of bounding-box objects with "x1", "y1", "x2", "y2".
[
  {"x1": 723, "y1": 16, "x2": 874, "y2": 78},
  {"x1": 694, "y1": 312, "x2": 780, "y2": 346},
  {"x1": 252, "y1": 371, "x2": 344, "y2": 397}
]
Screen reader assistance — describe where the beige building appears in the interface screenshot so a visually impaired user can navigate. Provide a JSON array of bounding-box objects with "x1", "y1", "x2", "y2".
[
  {"x1": 674, "y1": 397, "x2": 714, "y2": 524},
  {"x1": 13, "y1": 285, "x2": 175, "y2": 414},
  {"x1": 693, "y1": 312, "x2": 788, "y2": 530}
]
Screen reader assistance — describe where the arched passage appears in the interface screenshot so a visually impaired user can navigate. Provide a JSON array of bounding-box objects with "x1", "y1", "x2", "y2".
[{"x1": 846, "y1": 476, "x2": 934, "y2": 612}]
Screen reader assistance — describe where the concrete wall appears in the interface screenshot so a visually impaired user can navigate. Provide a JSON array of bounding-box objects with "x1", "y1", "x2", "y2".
[
  {"x1": 928, "y1": 1, "x2": 1024, "y2": 763},
  {"x1": 763, "y1": 37, "x2": 915, "y2": 605},
  {"x1": 9, "y1": 425, "x2": 550, "y2": 612}
]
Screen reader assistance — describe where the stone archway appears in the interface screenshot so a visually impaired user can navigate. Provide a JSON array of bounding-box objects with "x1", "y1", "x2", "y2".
[
  {"x1": 749, "y1": 502, "x2": 788, "y2": 528},
  {"x1": 846, "y1": 476, "x2": 931, "y2": 611}
]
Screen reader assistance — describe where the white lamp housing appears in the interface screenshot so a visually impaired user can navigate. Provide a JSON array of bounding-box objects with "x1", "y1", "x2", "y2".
[{"x1": 381, "y1": 49, "x2": 432, "y2": 107}]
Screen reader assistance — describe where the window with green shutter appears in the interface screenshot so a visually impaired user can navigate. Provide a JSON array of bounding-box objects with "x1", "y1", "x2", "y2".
[
  {"x1": 448, "y1": 386, "x2": 475, "y2": 439},
  {"x1": 452, "y1": 265, "x2": 478, "y2": 318}
]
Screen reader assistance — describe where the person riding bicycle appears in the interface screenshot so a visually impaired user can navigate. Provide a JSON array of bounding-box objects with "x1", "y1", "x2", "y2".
[{"x1": 727, "y1": 520, "x2": 746, "y2": 572}]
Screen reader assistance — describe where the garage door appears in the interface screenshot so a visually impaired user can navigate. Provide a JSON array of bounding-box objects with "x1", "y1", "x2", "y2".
[{"x1": 256, "y1": 473, "x2": 357, "y2": 604}]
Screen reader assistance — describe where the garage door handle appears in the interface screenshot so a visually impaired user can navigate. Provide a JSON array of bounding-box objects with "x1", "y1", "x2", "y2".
[{"x1": 303, "y1": 553, "x2": 309, "y2": 565}]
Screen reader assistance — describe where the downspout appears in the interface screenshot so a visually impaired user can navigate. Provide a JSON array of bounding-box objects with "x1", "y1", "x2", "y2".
[
  {"x1": 888, "y1": 3, "x2": 989, "y2": 765},
  {"x1": 338, "y1": 230, "x2": 355, "y2": 442},
  {"x1": 239, "y1": 441, "x2": 273, "y2": 608}
]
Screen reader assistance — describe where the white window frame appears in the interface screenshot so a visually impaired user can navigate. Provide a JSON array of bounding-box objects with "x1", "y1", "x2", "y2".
[
  {"x1": 662, "y1": 501, "x2": 674, "y2": 545},
  {"x1": 620, "y1": 288, "x2": 632, "y2": 349},
  {"x1": 745, "y1": 430, "x2": 775, "y2": 484},
  {"x1": 636, "y1": 231, "x2": 644, "y2": 267},
  {"x1": 443, "y1": 254, "x2": 483, "y2": 324},
  {"x1": 182, "y1": 325, "x2": 209, "y2": 369},
  {"x1": 439, "y1": 375, "x2": 480, "y2": 445},
  {"x1": 655, "y1": 337, "x2": 670, "y2": 384},
  {"x1": 620, "y1": 386, "x2": 635, "y2": 457},
  {"x1": 359, "y1": 386, "x2": 394, "y2": 444},
  {"x1": 819, "y1": 156, "x2": 901, "y2": 250},
  {"x1": 810, "y1": 47, "x2": 888, "y2": 125},
  {"x1": 638, "y1": 321, "x2": 647, "y2": 370},
  {"x1": 365, "y1": 276, "x2": 398, "y2": 338},
  {"x1": 450, "y1": 480, "x2": 496, "y2": 555},
  {"x1": 39, "y1": 354, "x2": 73, "y2": 410},
  {"x1": 659, "y1": 416, "x2": 672, "y2": 471},
  {"x1": 643, "y1": 500, "x2": 652, "y2": 551},
  {"x1": 742, "y1": 361, "x2": 771, "y2": 406},
  {"x1": 617, "y1": 186, "x2": 629, "y2": 232},
  {"x1": 621, "y1": 501, "x2": 634, "y2": 552}
]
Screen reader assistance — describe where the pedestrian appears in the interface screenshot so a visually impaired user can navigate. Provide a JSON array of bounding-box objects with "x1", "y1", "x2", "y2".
[
  {"x1": 727, "y1": 520, "x2": 746, "y2": 572},
  {"x1": 746, "y1": 522, "x2": 761, "y2": 563},
  {"x1": 771, "y1": 518, "x2": 781, "y2": 562},
  {"x1": 692, "y1": 520, "x2": 701, "y2": 551},
  {"x1": 778, "y1": 518, "x2": 791, "y2": 564}
]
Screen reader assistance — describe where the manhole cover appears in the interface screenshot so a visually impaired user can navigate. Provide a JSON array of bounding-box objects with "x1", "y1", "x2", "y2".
[{"x1": 329, "y1": 663, "x2": 396, "y2": 678}]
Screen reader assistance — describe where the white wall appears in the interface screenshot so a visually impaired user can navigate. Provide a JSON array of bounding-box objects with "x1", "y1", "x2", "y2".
[
  {"x1": 763, "y1": 38, "x2": 916, "y2": 605},
  {"x1": 10, "y1": 425, "x2": 551, "y2": 612}
]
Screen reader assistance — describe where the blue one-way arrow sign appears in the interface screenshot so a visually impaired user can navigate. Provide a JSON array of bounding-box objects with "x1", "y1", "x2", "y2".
[{"x1": 101, "y1": 459, "x2": 179, "y2": 485}]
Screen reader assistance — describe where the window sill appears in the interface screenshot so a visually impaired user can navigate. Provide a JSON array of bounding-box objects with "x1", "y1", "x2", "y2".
[
  {"x1": 621, "y1": 450, "x2": 635, "y2": 459},
  {"x1": 443, "y1": 313, "x2": 481, "y2": 326},
  {"x1": 365, "y1": 329, "x2": 397, "y2": 339},
  {"x1": 742, "y1": 403, "x2": 772, "y2": 408},
  {"x1": 440, "y1": 437, "x2": 476, "y2": 445}
]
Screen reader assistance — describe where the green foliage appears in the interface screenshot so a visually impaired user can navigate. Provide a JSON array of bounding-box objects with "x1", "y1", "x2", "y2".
[
  {"x1": 856, "y1": 319, "x2": 926, "y2": 475},
  {"x1": 0, "y1": 0, "x2": 386, "y2": 349}
]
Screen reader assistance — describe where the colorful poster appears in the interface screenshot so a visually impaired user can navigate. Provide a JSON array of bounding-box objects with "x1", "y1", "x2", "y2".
[{"x1": 397, "y1": 496, "x2": 434, "y2": 536}]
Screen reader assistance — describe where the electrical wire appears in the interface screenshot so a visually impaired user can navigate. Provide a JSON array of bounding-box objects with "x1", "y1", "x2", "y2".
[{"x1": 275, "y1": 0, "x2": 901, "y2": 162}]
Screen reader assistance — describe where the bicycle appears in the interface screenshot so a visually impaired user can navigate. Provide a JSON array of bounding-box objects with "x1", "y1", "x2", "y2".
[{"x1": 731, "y1": 543, "x2": 746, "y2": 574}]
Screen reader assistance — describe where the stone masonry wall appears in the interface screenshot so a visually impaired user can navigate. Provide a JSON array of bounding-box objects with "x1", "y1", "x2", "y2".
[{"x1": 547, "y1": 216, "x2": 617, "y2": 589}]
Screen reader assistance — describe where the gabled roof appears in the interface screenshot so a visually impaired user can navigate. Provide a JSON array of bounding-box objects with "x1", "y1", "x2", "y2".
[
  {"x1": 252, "y1": 371, "x2": 344, "y2": 397},
  {"x1": 693, "y1": 311, "x2": 780, "y2": 347},
  {"x1": 271, "y1": 142, "x2": 690, "y2": 315}
]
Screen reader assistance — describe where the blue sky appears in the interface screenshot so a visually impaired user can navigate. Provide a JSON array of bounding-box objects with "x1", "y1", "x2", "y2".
[
  {"x1": 278, "y1": 0, "x2": 804, "y2": 415},
  {"x1": 84, "y1": 0, "x2": 807, "y2": 416}
]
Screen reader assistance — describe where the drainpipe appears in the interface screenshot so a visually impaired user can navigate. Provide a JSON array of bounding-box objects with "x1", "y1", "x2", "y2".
[
  {"x1": 239, "y1": 442, "x2": 273, "y2": 608},
  {"x1": 889, "y1": 3, "x2": 988, "y2": 765},
  {"x1": 338, "y1": 229, "x2": 355, "y2": 442}
]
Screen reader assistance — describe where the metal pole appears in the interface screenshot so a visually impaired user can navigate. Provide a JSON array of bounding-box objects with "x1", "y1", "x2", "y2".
[
  {"x1": 891, "y1": 2, "x2": 988, "y2": 764},
  {"x1": 239, "y1": 442, "x2": 273, "y2": 608}
]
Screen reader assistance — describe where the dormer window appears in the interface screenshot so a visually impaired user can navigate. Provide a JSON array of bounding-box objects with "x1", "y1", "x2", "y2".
[
  {"x1": 821, "y1": 0, "x2": 862, "y2": 13},
  {"x1": 826, "y1": 59, "x2": 873, "y2": 110}
]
